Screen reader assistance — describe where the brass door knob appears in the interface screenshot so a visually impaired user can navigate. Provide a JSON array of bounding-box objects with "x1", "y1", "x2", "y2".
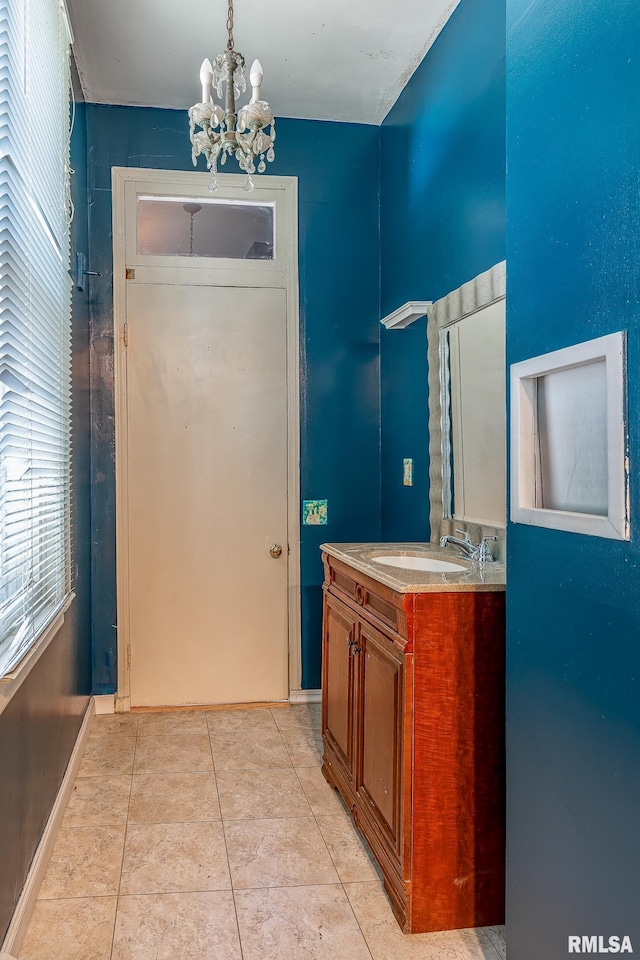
[{"x1": 270, "y1": 543, "x2": 283, "y2": 558}]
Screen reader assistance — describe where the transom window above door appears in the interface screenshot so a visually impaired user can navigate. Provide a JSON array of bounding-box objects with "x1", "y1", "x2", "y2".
[
  {"x1": 136, "y1": 195, "x2": 275, "y2": 261},
  {"x1": 121, "y1": 172, "x2": 293, "y2": 284}
]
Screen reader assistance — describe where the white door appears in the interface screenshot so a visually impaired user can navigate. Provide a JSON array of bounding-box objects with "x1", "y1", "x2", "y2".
[{"x1": 125, "y1": 282, "x2": 289, "y2": 706}]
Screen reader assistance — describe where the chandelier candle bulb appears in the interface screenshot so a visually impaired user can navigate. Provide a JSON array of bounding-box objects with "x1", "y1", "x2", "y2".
[
  {"x1": 199, "y1": 58, "x2": 214, "y2": 104},
  {"x1": 249, "y1": 59, "x2": 263, "y2": 102}
]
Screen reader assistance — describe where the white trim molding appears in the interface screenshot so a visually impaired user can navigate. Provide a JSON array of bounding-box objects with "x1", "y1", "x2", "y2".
[
  {"x1": 1, "y1": 697, "x2": 95, "y2": 956},
  {"x1": 289, "y1": 688, "x2": 322, "y2": 704},
  {"x1": 511, "y1": 331, "x2": 629, "y2": 540},
  {"x1": 380, "y1": 301, "x2": 432, "y2": 330},
  {"x1": 59, "y1": 0, "x2": 74, "y2": 42},
  {"x1": 94, "y1": 694, "x2": 115, "y2": 715}
]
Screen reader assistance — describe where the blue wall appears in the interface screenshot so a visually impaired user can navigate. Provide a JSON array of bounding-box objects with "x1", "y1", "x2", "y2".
[
  {"x1": 506, "y1": 0, "x2": 640, "y2": 955},
  {"x1": 84, "y1": 105, "x2": 381, "y2": 693},
  {"x1": 379, "y1": 0, "x2": 506, "y2": 539}
]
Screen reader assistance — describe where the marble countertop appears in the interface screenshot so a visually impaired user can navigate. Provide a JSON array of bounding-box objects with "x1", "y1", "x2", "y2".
[{"x1": 320, "y1": 542, "x2": 506, "y2": 594}]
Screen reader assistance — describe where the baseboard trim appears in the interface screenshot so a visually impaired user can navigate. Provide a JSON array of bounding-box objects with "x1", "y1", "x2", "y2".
[
  {"x1": 289, "y1": 688, "x2": 322, "y2": 704},
  {"x1": 1, "y1": 697, "x2": 95, "y2": 955},
  {"x1": 129, "y1": 700, "x2": 290, "y2": 713},
  {"x1": 94, "y1": 694, "x2": 115, "y2": 715},
  {"x1": 115, "y1": 695, "x2": 131, "y2": 713}
]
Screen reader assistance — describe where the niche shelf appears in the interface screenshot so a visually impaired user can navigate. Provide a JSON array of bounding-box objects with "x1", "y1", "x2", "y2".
[{"x1": 510, "y1": 331, "x2": 629, "y2": 540}]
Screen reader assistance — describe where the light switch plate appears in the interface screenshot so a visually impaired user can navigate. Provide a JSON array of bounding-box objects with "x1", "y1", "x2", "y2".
[{"x1": 403, "y1": 459, "x2": 413, "y2": 486}]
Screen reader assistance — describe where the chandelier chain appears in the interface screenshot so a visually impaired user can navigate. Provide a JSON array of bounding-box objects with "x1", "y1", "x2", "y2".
[{"x1": 226, "y1": 0, "x2": 234, "y2": 50}]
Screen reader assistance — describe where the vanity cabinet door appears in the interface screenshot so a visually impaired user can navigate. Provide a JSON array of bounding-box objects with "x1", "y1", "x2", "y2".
[
  {"x1": 355, "y1": 620, "x2": 405, "y2": 859},
  {"x1": 322, "y1": 594, "x2": 358, "y2": 785}
]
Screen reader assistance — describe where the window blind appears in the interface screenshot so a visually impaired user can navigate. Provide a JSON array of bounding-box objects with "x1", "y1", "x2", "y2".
[{"x1": 0, "y1": 0, "x2": 73, "y2": 676}]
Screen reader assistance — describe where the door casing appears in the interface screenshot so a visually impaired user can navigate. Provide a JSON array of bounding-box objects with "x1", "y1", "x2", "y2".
[{"x1": 112, "y1": 167, "x2": 301, "y2": 710}]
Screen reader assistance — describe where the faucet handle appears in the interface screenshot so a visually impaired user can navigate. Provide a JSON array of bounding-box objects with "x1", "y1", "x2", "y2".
[
  {"x1": 478, "y1": 535, "x2": 498, "y2": 562},
  {"x1": 455, "y1": 529, "x2": 473, "y2": 543}
]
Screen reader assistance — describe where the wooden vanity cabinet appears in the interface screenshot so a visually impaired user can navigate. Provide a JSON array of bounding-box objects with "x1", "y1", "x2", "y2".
[
  {"x1": 321, "y1": 551, "x2": 505, "y2": 934},
  {"x1": 323, "y1": 594, "x2": 358, "y2": 786}
]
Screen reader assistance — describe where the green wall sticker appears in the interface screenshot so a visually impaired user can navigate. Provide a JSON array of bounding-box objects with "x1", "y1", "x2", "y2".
[{"x1": 303, "y1": 500, "x2": 328, "y2": 525}]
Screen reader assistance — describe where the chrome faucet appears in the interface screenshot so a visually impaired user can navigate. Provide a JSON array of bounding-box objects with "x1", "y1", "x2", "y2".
[{"x1": 439, "y1": 529, "x2": 498, "y2": 562}]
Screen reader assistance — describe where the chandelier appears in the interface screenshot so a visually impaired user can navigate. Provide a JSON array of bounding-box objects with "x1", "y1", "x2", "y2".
[{"x1": 188, "y1": 0, "x2": 276, "y2": 193}]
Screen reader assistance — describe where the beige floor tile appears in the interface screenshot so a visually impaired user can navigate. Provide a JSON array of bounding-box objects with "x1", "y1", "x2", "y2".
[
  {"x1": 279, "y1": 727, "x2": 324, "y2": 767},
  {"x1": 344, "y1": 882, "x2": 502, "y2": 960},
  {"x1": 224, "y1": 816, "x2": 340, "y2": 889},
  {"x1": 89, "y1": 714, "x2": 139, "y2": 738},
  {"x1": 137, "y1": 710, "x2": 208, "y2": 738},
  {"x1": 206, "y1": 707, "x2": 278, "y2": 734},
  {"x1": 235, "y1": 884, "x2": 372, "y2": 960},
  {"x1": 484, "y1": 925, "x2": 507, "y2": 959},
  {"x1": 211, "y1": 730, "x2": 292, "y2": 770},
  {"x1": 120, "y1": 821, "x2": 231, "y2": 894},
  {"x1": 19, "y1": 896, "x2": 117, "y2": 960},
  {"x1": 111, "y1": 892, "x2": 242, "y2": 960},
  {"x1": 316, "y1": 815, "x2": 382, "y2": 883},
  {"x1": 77, "y1": 735, "x2": 136, "y2": 777},
  {"x1": 133, "y1": 733, "x2": 213, "y2": 774},
  {"x1": 38, "y1": 822, "x2": 126, "y2": 899},
  {"x1": 271, "y1": 703, "x2": 322, "y2": 733},
  {"x1": 64, "y1": 775, "x2": 131, "y2": 826},
  {"x1": 216, "y1": 767, "x2": 312, "y2": 820},
  {"x1": 295, "y1": 764, "x2": 351, "y2": 817},
  {"x1": 128, "y1": 772, "x2": 220, "y2": 823}
]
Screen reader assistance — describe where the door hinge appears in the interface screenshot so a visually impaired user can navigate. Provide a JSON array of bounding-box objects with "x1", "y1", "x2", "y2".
[
  {"x1": 125, "y1": 268, "x2": 135, "y2": 280},
  {"x1": 127, "y1": 645, "x2": 132, "y2": 667},
  {"x1": 123, "y1": 322, "x2": 128, "y2": 347}
]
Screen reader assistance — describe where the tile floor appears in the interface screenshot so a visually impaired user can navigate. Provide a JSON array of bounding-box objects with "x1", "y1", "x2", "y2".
[{"x1": 19, "y1": 704, "x2": 507, "y2": 960}]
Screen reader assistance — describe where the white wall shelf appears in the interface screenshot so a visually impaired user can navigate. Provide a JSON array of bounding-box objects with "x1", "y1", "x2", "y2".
[{"x1": 380, "y1": 301, "x2": 432, "y2": 330}]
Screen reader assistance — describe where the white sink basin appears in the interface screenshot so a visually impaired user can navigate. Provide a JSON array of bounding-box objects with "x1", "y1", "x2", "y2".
[{"x1": 370, "y1": 554, "x2": 468, "y2": 573}]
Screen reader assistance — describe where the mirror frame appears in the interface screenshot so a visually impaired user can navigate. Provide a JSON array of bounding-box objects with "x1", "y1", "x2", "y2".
[{"x1": 427, "y1": 261, "x2": 506, "y2": 559}]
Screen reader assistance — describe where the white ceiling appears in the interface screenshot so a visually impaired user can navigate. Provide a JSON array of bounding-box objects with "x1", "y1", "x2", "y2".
[{"x1": 67, "y1": 0, "x2": 461, "y2": 125}]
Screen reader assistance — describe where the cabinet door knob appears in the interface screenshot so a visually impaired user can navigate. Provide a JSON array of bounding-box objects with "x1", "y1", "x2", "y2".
[{"x1": 269, "y1": 543, "x2": 283, "y2": 558}]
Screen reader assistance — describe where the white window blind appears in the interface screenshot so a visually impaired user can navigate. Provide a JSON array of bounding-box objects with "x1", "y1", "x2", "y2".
[{"x1": 0, "y1": 0, "x2": 73, "y2": 676}]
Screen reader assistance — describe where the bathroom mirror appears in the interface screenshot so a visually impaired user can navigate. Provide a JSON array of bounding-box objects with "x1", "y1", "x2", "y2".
[{"x1": 427, "y1": 262, "x2": 506, "y2": 558}]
